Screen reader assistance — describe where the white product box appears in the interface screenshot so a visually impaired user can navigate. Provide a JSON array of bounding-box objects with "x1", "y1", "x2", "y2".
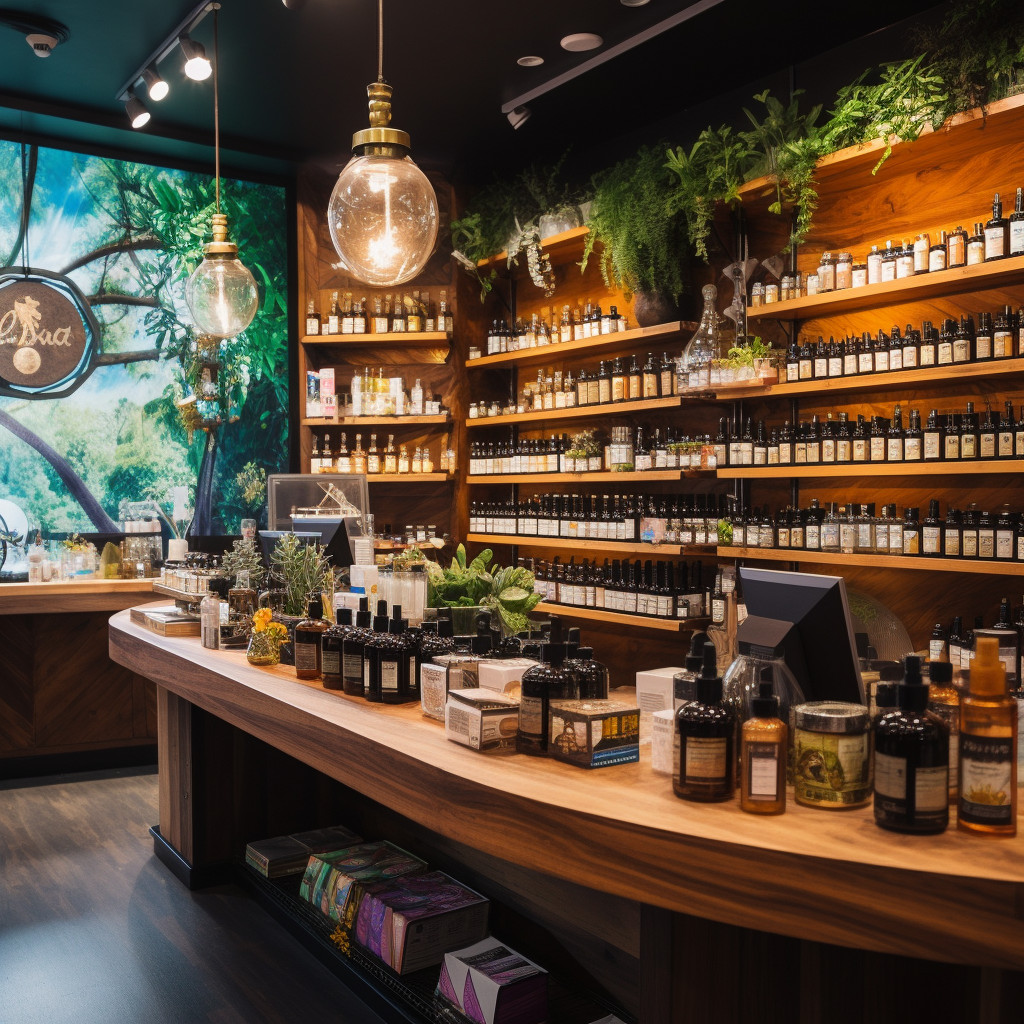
[
  {"x1": 320, "y1": 367, "x2": 335, "y2": 396},
  {"x1": 444, "y1": 689, "x2": 519, "y2": 752},
  {"x1": 634, "y1": 666, "x2": 684, "y2": 742},
  {"x1": 349, "y1": 564, "x2": 379, "y2": 595},
  {"x1": 476, "y1": 658, "x2": 538, "y2": 696},
  {"x1": 651, "y1": 708, "x2": 676, "y2": 774}
]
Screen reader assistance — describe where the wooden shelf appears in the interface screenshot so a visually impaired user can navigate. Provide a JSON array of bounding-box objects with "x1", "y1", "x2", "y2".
[
  {"x1": 468, "y1": 470, "x2": 705, "y2": 484},
  {"x1": 301, "y1": 331, "x2": 449, "y2": 346},
  {"x1": 476, "y1": 225, "x2": 590, "y2": 270},
  {"x1": 718, "y1": 546, "x2": 1024, "y2": 576},
  {"x1": 725, "y1": 357, "x2": 1024, "y2": 399},
  {"x1": 718, "y1": 459, "x2": 1024, "y2": 479},
  {"x1": 465, "y1": 395, "x2": 684, "y2": 428},
  {"x1": 465, "y1": 533, "x2": 716, "y2": 556},
  {"x1": 534, "y1": 601, "x2": 707, "y2": 632},
  {"x1": 466, "y1": 321, "x2": 687, "y2": 370},
  {"x1": 365, "y1": 473, "x2": 453, "y2": 483},
  {"x1": 301, "y1": 415, "x2": 450, "y2": 428},
  {"x1": 737, "y1": 94, "x2": 1024, "y2": 206},
  {"x1": 747, "y1": 254, "x2": 1024, "y2": 321}
]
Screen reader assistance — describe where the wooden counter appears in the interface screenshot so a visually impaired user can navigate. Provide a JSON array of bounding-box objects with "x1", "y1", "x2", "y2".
[
  {"x1": 0, "y1": 581, "x2": 157, "y2": 771},
  {"x1": 107, "y1": 609, "x2": 1024, "y2": 976}
]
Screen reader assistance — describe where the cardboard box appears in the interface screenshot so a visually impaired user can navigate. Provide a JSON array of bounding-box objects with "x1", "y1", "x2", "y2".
[
  {"x1": 476, "y1": 658, "x2": 538, "y2": 697},
  {"x1": 436, "y1": 936, "x2": 548, "y2": 1024},
  {"x1": 634, "y1": 666, "x2": 684, "y2": 741},
  {"x1": 298, "y1": 841, "x2": 426, "y2": 923},
  {"x1": 420, "y1": 655, "x2": 482, "y2": 721},
  {"x1": 445, "y1": 689, "x2": 520, "y2": 752},
  {"x1": 548, "y1": 700, "x2": 641, "y2": 769},
  {"x1": 245, "y1": 823, "x2": 362, "y2": 879},
  {"x1": 354, "y1": 870, "x2": 490, "y2": 974},
  {"x1": 305, "y1": 370, "x2": 321, "y2": 418}
]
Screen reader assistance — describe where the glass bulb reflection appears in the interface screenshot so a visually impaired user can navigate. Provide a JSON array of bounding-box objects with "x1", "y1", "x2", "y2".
[
  {"x1": 185, "y1": 256, "x2": 259, "y2": 338},
  {"x1": 328, "y1": 154, "x2": 438, "y2": 287}
]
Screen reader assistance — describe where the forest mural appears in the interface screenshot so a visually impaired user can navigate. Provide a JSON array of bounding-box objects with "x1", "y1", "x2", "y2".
[{"x1": 0, "y1": 138, "x2": 289, "y2": 538}]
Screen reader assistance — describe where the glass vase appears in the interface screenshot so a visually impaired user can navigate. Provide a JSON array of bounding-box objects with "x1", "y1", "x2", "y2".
[{"x1": 246, "y1": 630, "x2": 280, "y2": 667}]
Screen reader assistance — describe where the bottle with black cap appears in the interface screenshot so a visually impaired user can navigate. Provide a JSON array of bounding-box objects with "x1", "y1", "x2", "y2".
[
  {"x1": 873, "y1": 655, "x2": 949, "y2": 834},
  {"x1": 322, "y1": 608, "x2": 354, "y2": 690},
  {"x1": 740, "y1": 669, "x2": 787, "y2": 815},
  {"x1": 294, "y1": 594, "x2": 331, "y2": 681},
  {"x1": 363, "y1": 600, "x2": 391, "y2": 702},
  {"x1": 673, "y1": 644, "x2": 736, "y2": 802},
  {"x1": 379, "y1": 605, "x2": 416, "y2": 705},
  {"x1": 565, "y1": 628, "x2": 609, "y2": 700},
  {"x1": 516, "y1": 617, "x2": 578, "y2": 756},
  {"x1": 342, "y1": 597, "x2": 372, "y2": 697}
]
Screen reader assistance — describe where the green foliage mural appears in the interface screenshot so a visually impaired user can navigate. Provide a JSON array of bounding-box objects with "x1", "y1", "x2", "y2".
[{"x1": 0, "y1": 139, "x2": 289, "y2": 536}]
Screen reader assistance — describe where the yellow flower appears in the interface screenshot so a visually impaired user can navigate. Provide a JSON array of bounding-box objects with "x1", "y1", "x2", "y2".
[
  {"x1": 252, "y1": 607, "x2": 273, "y2": 632},
  {"x1": 266, "y1": 622, "x2": 288, "y2": 642}
]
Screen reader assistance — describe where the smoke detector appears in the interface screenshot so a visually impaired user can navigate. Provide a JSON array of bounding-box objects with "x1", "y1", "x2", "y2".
[{"x1": 26, "y1": 32, "x2": 59, "y2": 57}]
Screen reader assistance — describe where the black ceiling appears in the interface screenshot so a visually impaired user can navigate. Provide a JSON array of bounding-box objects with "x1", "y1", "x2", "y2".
[{"x1": 0, "y1": 0, "x2": 945, "y2": 182}]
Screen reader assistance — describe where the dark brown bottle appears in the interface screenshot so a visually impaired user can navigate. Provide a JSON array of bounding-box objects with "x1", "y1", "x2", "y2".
[
  {"x1": 294, "y1": 594, "x2": 331, "y2": 681},
  {"x1": 516, "y1": 619, "x2": 578, "y2": 755},
  {"x1": 984, "y1": 193, "x2": 1010, "y2": 261},
  {"x1": 322, "y1": 608, "x2": 353, "y2": 690}
]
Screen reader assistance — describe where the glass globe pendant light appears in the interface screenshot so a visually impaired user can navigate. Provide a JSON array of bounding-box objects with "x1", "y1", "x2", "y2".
[
  {"x1": 327, "y1": 0, "x2": 438, "y2": 287},
  {"x1": 185, "y1": 7, "x2": 258, "y2": 338}
]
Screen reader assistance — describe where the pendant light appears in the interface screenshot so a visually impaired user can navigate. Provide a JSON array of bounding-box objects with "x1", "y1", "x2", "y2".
[
  {"x1": 327, "y1": 0, "x2": 438, "y2": 288},
  {"x1": 184, "y1": 6, "x2": 258, "y2": 339}
]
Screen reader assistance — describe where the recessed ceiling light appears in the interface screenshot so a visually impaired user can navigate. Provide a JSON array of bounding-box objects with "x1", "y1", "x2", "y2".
[
  {"x1": 517, "y1": 55, "x2": 544, "y2": 67},
  {"x1": 620, "y1": 0, "x2": 651, "y2": 6},
  {"x1": 560, "y1": 32, "x2": 603, "y2": 52}
]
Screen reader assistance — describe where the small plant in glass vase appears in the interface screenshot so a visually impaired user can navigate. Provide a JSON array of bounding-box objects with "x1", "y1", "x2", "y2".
[{"x1": 564, "y1": 430, "x2": 602, "y2": 473}]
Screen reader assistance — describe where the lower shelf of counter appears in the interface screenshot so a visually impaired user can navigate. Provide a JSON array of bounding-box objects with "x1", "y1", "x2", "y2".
[
  {"x1": 534, "y1": 601, "x2": 707, "y2": 632},
  {"x1": 718, "y1": 546, "x2": 1024, "y2": 575},
  {"x1": 238, "y1": 864, "x2": 630, "y2": 1024}
]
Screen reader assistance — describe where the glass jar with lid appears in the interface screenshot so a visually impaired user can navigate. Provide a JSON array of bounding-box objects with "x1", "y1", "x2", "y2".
[
  {"x1": 834, "y1": 252, "x2": 853, "y2": 290},
  {"x1": 817, "y1": 252, "x2": 836, "y2": 292}
]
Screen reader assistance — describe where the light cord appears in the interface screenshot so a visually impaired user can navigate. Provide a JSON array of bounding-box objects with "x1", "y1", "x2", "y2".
[
  {"x1": 377, "y1": 0, "x2": 383, "y2": 82},
  {"x1": 213, "y1": 5, "x2": 220, "y2": 213}
]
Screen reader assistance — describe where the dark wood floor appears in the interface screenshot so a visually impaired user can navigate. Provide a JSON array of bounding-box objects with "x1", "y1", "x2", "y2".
[{"x1": 0, "y1": 767, "x2": 384, "y2": 1024}]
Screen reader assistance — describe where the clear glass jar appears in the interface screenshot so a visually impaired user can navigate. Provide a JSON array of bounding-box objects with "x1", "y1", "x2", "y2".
[
  {"x1": 817, "y1": 252, "x2": 836, "y2": 292},
  {"x1": 834, "y1": 252, "x2": 853, "y2": 290},
  {"x1": 681, "y1": 284, "x2": 722, "y2": 390}
]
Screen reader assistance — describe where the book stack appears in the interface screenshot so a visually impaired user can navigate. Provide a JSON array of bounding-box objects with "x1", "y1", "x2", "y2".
[
  {"x1": 244, "y1": 824, "x2": 362, "y2": 879},
  {"x1": 129, "y1": 604, "x2": 200, "y2": 637}
]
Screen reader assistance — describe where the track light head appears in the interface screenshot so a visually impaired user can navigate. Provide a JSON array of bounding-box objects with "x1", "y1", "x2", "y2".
[
  {"x1": 26, "y1": 32, "x2": 58, "y2": 57},
  {"x1": 143, "y1": 65, "x2": 169, "y2": 101},
  {"x1": 179, "y1": 33, "x2": 212, "y2": 81},
  {"x1": 125, "y1": 92, "x2": 151, "y2": 129},
  {"x1": 507, "y1": 105, "x2": 531, "y2": 130}
]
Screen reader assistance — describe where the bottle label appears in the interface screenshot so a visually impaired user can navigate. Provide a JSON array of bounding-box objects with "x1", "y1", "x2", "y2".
[
  {"x1": 927, "y1": 702, "x2": 958, "y2": 799},
  {"x1": 874, "y1": 751, "x2": 948, "y2": 822},
  {"x1": 746, "y1": 742, "x2": 780, "y2": 800},
  {"x1": 952, "y1": 340, "x2": 971, "y2": 362},
  {"x1": 980, "y1": 434, "x2": 996, "y2": 458},
  {"x1": 380, "y1": 659, "x2": 399, "y2": 691},
  {"x1": 519, "y1": 694, "x2": 544, "y2": 737},
  {"x1": 903, "y1": 530, "x2": 920, "y2": 555},
  {"x1": 684, "y1": 736, "x2": 728, "y2": 783},
  {"x1": 1012, "y1": 220, "x2": 1024, "y2": 254},
  {"x1": 962, "y1": 530, "x2": 978, "y2": 557},
  {"x1": 984, "y1": 226, "x2": 1006, "y2": 259},
  {"x1": 962, "y1": 434, "x2": 977, "y2": 458},
  {"x1": 979, "y1": 531, "x2": 995, "y2": 559},
  {"x1": 343, "y1": 652, "x2": 363, "y2": 683},
  {"x1": 922, "y1": 526, "x2": 941, "y2": 554},
  {"x1": 976, "y1": 335, "x2": 992, "y2": 359},
  {"x1": 712, "y1": 597, "x2": 726, "y2": 623},
  {"x1": 294, "y1": 640, "x2": 318, "y2": 672},
  {"x1": 944, "y1": 531, "x2": 960, "y2": 556},
  {"x1": 944, "y1": 435, "x2": 959, "y2": 459},
  {"x1": 905, "y1": 437, "x2": 922, "y2": 461},
  {"x1": 959, "y1": 734, "x2": 1014, "y2": 825},
  {"x1": 996, "y1": 530, "x2": 1014, "y2": 559},
  {"x1": 322, "y1": 650, "x2": 341, "y2": 676}
]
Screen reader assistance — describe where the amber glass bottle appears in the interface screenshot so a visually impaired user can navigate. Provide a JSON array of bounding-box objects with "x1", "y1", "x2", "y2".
[
  {"x1": 740, "y1": 673, "x2": 787, "y2": 814},
  {"x1": 958, "y1": 637, "x2": 1017, "y2": 836},
  {"x1": 294, "y1": 594, "x2": 330, "y2": 681},
  {"x1": 927, "y1": 660, "x2": 960, "y2": 804}
]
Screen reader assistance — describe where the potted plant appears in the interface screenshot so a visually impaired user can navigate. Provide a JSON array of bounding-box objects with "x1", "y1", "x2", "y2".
[
  {"x1": 563, "y1": 430, "x2": 602, "y2": 473},
  {"x1": 270, "y1": 533, "x2": 333, "y2": 622}
]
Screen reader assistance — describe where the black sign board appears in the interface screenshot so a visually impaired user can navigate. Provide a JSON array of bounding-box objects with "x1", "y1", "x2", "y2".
[{"x1": 0, "y1": 267, "x2": 100, "y2": 399}]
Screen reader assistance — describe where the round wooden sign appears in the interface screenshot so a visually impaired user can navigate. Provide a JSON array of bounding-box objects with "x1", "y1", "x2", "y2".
[{"x1": 0, "y1": 269, "x2": 99, "y2": 397}]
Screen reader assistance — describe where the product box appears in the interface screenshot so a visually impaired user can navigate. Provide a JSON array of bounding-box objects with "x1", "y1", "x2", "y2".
[
  {"x1": 436, "y1": 936, "x2": 548, "y2": 1024},
  {"x1": 305, "y1": 370, "x2": 321, "y2": 418},
  {"x1": 445, "y1": 689, "x2": 520, "y2": 752},
  {"x1": 245, "y1": 823, "x2": 362, "y2": 879},
  {"x1": 650, "y1": 709, "x2": 676, "y2": 775},
  {"x1": 298, "y1": 841, "x2": 427, "y2": 923},
  {"x1": 319, "y1": 366, "x2": 335, "y2": 396},
  {"x1": 349, "y1": 564, "x2": 379, "y2": 595},
  {"x1": 548, "y1": 700, "x2": 641, "y2": 769},
  {"x1": 634, "y1": 667, "x2": 684, "y2": 741},
  {"x1": 420, "y1": 654, "x2": 482, "y2": 721},
  {"x1": 354, "y1": 870, "x2": 490, "y2": 975},
  {"x1": 476, "y1": 658, "x2": 538, "y2": 697}
]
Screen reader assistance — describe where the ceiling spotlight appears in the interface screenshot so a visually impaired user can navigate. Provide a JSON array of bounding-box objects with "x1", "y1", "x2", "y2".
[
  {"x1": 25, "y1": 32, "x2": 59, "y2": 57},
  {"x1": 560, "y1": 32, "x2": 603, "y2": 52},
  {"x1": 517, "y1": 55, "x2": 544, "y2": 67},
  {"x1": 507, "y1": 105, "x2": 531, "y2": 130},
  {"x1": 125, "y1": 92, "x2": 151, "y2": 129},
  {"x1": 143, "y1": 65, "x2": 169, "y2": 101},
  {"x1": 620, "y1": 0, "x2": 651, "y2": 6},
  {"x1": 179, "y1": 33, "x2": 212, "y2": 80}
]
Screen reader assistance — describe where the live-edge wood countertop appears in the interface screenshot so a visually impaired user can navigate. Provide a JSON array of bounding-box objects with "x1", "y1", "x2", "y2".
[
  {"x1": 109, "y1": 607, "x2": 1024, "y2": 970},
  {"x1": 0, "y1": 578, "x2": 154, "y2": 615}
]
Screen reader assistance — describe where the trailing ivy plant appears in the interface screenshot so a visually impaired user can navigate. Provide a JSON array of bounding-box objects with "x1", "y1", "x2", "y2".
[{"x1": 582, "y1": 145, "x2": 691, "y2": 302}]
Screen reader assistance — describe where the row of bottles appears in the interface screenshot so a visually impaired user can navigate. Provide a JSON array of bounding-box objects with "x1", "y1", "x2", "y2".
[
  {"x1": 929, "y1": 596, "x2": 1024, "y2": 690},
  {"x1": 467, "y1": 429, "x2": 717, "y2": 475},
  {"x1": 345, "y1": 368, "x2": 444, "y2": 418},
  {"x1": 469, "y1": 493, "x2": 726, "y2": 545},
  {"x1": 719, "y1": 402, "x2": 1024, "y2": 467},
  {"x1": 475, "y1": 302, "x2": 629, "y2": 357},
  {"x1": 724, "y1": 499, "x2": 1024, "y2": 562},
  {"x1": 531, "y1": 557, "x2": 709, "y2": 620},
  {"x1": 782, "y1": 311, "x2": 1024, "y2": 384},
  {"x1": 468, "y1": 353, "x2": 681, "y2": 418},
  {"x1": 306, "y1": 289, "x2": 453, "y2": 336},
  {"x1": 311, "y1": 433, "x2": 454, "y2": 475}
]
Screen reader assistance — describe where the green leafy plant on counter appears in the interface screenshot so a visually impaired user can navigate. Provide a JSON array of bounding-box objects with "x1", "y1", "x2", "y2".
[
  {"x1": 582, "y1": 144, "x2": 691, "y2": 303},
  {"x1": 220, "y1": 537, "x2": 266, "y2": 589},
  {"x1": 270, "y1": 533, "x2": 332, "y2": 617},
  {"x1": 425, "y1": 544, "x2": 540, "y2": 635},
  {"x1": 724, "y1": 336, "x2": 774, "y2": 370}
]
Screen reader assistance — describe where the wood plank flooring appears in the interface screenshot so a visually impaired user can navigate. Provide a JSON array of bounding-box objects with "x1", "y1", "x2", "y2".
[{"x1": 0, "y1": 768, "x2": 384, "y2": 1024}]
